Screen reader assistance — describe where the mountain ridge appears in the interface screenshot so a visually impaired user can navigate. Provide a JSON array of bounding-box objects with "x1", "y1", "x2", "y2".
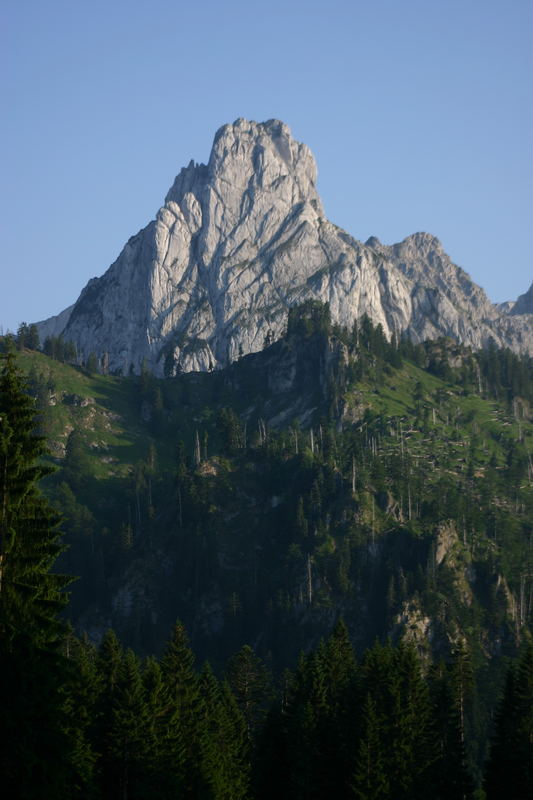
[
  {"x1": 35, "y1": 118, "x2": 533, "y2": 373},
  {"x1": 13, "y1": 308, "x2": 533, "y2": 666}
]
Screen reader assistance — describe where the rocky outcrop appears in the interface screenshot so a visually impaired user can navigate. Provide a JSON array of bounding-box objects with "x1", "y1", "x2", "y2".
[
  {"x1": 35, "y1": 304, "x2": 75, "y2": 342},
  {"x1": 510, "y1": 281, "x2": 533, "y2": 315},
  {"x1": 365, "y1": 234, "x2": 532, "y2": 352},
  {"x1": 35, "y1": 118, "x2": 533, "y2": 374}
]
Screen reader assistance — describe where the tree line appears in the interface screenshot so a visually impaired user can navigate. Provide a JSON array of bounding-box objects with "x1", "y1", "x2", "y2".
[
  {"x1": 1, "y1": 350, "x2": 532, "y2": 797},
  {"x1": 4, "y1": 303, "x2": 533, "y2": 406}
]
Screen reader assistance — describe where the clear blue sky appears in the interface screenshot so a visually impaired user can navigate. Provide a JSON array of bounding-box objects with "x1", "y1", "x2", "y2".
[{"x1": 2, "y1": 0, "x2": 532, "y2": 332}]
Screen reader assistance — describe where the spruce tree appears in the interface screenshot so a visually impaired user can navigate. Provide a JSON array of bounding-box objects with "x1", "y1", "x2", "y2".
[
  {"x1": 107, "y1": 649, "x2": 152, "y2": 799},
  {"x1": 200, "y1": 663, "x2": 250, "y2": 799},
  {"x1": 0, "y1": 351, "x2": 71, "y2": 797},
  {"x1": 160, "y1": 621, "x2": 208, "y2": 798},
  {"x1": 62, "y1": 631, "x2": 100, "y2": 797},
  {"x1": 283, "y1": 647, "x2": 329, "y2": 799},
  {"x1": 485, "y1": 641, "x2": 533, "y2": 799},
  {"x1": 429, "y1": 660, "x2": 473, "y2": 800},
  {"x1": 448, "y1": 640, "x2": 476, "y2": 792},
  {"x1": 391, "y1": 643, "x2": 435, "y2": 799},
  {"x1": 226, "y1": 643, "x2": 272, "y2": 739},
  {"x1": 142, "y1": 655, "x2": 169, "y2": 790},
  {"x1": 353, "y1": 641, "x2": 435, "y2": 800},
  {"x1": 353, "y1": 693, "x2": 390, "y2": 800},
  {"x1": 320, "y1": 619, "x2": 358, "y2": 797},
  {"x1": 94, "y1": 629, "x2": 124, "y2": 797}
]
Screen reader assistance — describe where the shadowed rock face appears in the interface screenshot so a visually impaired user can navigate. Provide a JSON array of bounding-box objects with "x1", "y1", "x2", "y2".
[
  {"x1": 511, "y1": 281, "x2": 533, "y2": 316},
  {"x1": 36, "y1": 118, "x2": 533, "y2": 374}
]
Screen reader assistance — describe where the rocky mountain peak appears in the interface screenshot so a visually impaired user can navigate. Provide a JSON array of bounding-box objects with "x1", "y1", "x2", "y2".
[
  {"x1": 396, "y1": 231, "x2": 444, "y2": 255},
  {"x1": 35, "y1": 119, "x2": 532, "y2": 374},
  {"x1": 166, "y1": 118, "x2": 321, "y2": 218},
  {"x1": 511, "y1": 281, "x2": 533, "y2": 315}
]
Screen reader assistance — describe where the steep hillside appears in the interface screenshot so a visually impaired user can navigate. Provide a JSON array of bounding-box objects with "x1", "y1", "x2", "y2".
[
  {"x1": 13, "y1": 301, "x2": 533, "y2": 783},
  {"x1": 12, "y1": 306, "x2": 533, "y2": 681}
]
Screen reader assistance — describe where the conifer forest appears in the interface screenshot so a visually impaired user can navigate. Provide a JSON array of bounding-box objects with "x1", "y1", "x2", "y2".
[{"x1": 1, "y1": 303, "x2": 533, "y2": 798}]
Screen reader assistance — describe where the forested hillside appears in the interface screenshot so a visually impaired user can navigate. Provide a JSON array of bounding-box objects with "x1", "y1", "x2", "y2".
[{"x1": 2, "y1": 304, "x2": 533, "y2": 795}]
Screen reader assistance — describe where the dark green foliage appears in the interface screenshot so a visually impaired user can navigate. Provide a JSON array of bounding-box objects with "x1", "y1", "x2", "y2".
[
  {"x1": 4, "y1": 303, "x2": 533, "y2": 796},
  {"x1": 217, "y1": 407, "x2": 244, "y2": 453},
  {"x1": 106, "y1": 649, "x2": 153, "y2": 798},
  {"x1": 353, "y1": 693, "x2": 390, "y2": 800},
  {"x1": 22, "y1": 307, "x2": 532, "y2": 679},
  {"x1": 0, "y1": 352, "x2": 69, "y2": 647},
  {"x1": 86, "y1": 351, "x2": 99, "y2": 374},
  {"x1": 141, "y1": 655, "x2": 169, "y2": 788},
  {"x1": 64, "y1": 429, "x2": 92, "y2": 490},
  {"x1": 16, "y1": 321, "x2": 40, "y2": 350},
  {"x1": 94, "y1": 630, "x2": 125, "y2": 796},
  {"x1": 353, "y1": 642, "x2": 436, "y2": 800},
  {"x1": 447, "y1": 641, "x2": 478, "y2": 785},
  {"x1": 62, "y1": 632, "x2": 100, "y2": 796},
  {"x1": 0, "y1": 351, "x2": 72, "y2": 798},
  {"x1": 485, "y1": 640, "x2": 533, "y2": 799},
  {"x1": 256, "y1": 629, "x2": 479, "y2": 800},
  {"x1": 160, "y1": 621, "x2": 210, "y2": 797},
  {"x1": 200, "y1": 663, "x2": 251, "y2": 799},
  {"x1": 43, "y1": 333, "x2": 77, "y2": 363},
  {"x1": 260, "y1": 623, "x2": 358, "y2": 799},
  {"x1": 317, "y1": 620, "x2": 359, "y2": 796},
  {"x1": 287, "y1": 299, "x2": 332, "y2": 338},
  {"x1": 429, "y1": 660, "x2": 474, "y2": 800},
  {"x1": 226, "y1": 644, "x2": 272, "y2": 738}
]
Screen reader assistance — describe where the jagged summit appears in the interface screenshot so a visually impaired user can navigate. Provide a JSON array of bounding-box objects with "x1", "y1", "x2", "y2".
[
  {"x1": 36, "y1": 119, "x2": 532, "y2": 374},
  {"x1": 511, "y1": 281, "x2": 533, "y2": 315}
]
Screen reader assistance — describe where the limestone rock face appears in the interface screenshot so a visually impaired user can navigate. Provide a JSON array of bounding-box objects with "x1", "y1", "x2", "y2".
[
  {"x1": 364, "y1": 234, "x2": 532, "y2": 353},
  {"x1": 510, "y1": 281, "x2": 533, "y2": 315},
  {"x1": 35, "y1": 304, "x2": 75, "y2": 342},
  {"x1": 35, "y1": 118, "x2": 533, "y2": 373}
]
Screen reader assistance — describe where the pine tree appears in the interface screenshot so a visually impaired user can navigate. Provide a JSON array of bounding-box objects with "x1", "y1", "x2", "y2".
[
  {"x1": 160, "y1": 621, "x2": 208, "y2": 797},
  {"x1": 0, "y1": 352, "x2": 69, "y2": 644},
  {"x1": 448, "y1": 640, "x2": 476, "y2": 792},
  {"x1": 429, "y1": 660, "x2": 473, "y2": 800},
  {"x1": 138, "y1": 655, "x2": 176, "y2": 797},
  {"x1": 353, "y1": 641, "x2": 435, "y2": 800},
  {"x1": 270, "y1": 621, "x2": 356, "y2": 798},
  {"x1": 310, "y1": 620, "x2": 358, "y2": 799},
  {"x1": 226, "y1": 643, "x2": 272, "y2": 739},
  {"x1": 200, "y1": 663, "x2": 250, "y2": 799},
  {"x1": 390, "y1": 643, "x2": 435, "y2": 799},
  {"x1": 107, "y1": 648, "x2": 152, "y2": 800},
  {"x1": 27, "y1": 323, "x2": 40, "y2": 350},
  {"x1": 0, "y1": 351, "x2": 72, "y2": 797},
  {"x1": 353, "y1": 693, "x2": 390, "y2": 800},
  {"x1": 62, "y1": 631, "x2": 100, "y2": 798},
  {"x1": 282, "y1": 647, "x2": 329, "y2": 799},
  {"x1": 353, "y1": 643, "x2": 396, "y2": 800},
  {"x1": 86, "y1": 351, "x2": 98, "y2": 374},
  {"x1": 485, "y1": 641, "x2": 533, "y2": 799},
  {"x1": 94, "y1": 629, "x2": 124, "y2": 797}
]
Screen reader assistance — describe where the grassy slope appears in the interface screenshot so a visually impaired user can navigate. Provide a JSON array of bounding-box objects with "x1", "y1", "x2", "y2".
[
  {"x1": 17, "y1": 348, "x2": 533, "y2": 490},
  {"x1": 18, "y1": 350, "x2": 169, "y2": 478},
  {"x1": 348, "y1": 359, "x2": 531, "y2": 474}
]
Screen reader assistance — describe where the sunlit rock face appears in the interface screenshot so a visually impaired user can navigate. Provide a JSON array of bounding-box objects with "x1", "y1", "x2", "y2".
[
  {"x1": 36, "y1": 118, "x2": 533, "y2": 374},
  {"x1": 510, "y1": 281, "x2": 533, "y2": 316}
]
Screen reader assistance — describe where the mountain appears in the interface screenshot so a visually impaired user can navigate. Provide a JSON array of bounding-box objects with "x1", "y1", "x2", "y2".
[
  {"x1": 9, "y1": 305, "x2": 533, "y2": 788},
  {"x1": 510, "y1": 280, "x2": 533, "y2": 315},
  {"x1": 36, "y1": 118, "x2": 533, "y2": 374},
  {"x1": 14, "y1": 308, "x2": 533, "y2": 668}
]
